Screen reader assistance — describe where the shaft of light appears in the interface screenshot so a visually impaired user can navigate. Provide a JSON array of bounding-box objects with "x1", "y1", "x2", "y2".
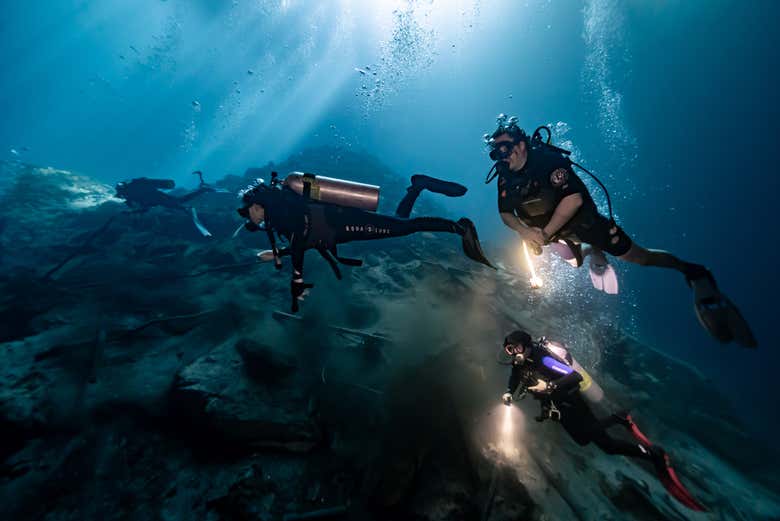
[
  {"x1": 522, "y1": 241, "x2": 544, "y2": 289},
  {"x1": 502, "y1": 404, "x2": 513, "y2": 435},
  {"x1": 498, "y1": 404, "x2": 520, "y2": 459}
]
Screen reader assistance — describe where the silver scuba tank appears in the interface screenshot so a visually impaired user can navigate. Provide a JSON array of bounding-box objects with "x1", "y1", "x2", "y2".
[
  {"x1": 545, "y1": 339, "x2": 605, "y2": 404},
  {"x1": 283, "y1": 172, "x2": 380, "y2": 211}
]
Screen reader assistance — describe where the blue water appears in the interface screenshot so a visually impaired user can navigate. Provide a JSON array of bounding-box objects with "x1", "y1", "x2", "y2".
[{"x1": 1, "y1": 0, "x2": 778, "y2": 441}]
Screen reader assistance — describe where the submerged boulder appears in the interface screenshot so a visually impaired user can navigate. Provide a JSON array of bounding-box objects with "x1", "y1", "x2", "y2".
[
  {"x1": 170, "y1": 338, "x2": 320, "y2": 452},
  {"x1": 235, "y1": 338, "x2": 297, "y2": 382}
]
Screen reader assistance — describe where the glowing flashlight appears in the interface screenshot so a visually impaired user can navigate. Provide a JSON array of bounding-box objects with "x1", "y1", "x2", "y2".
[{"x1": 522, "y1": 241, "x2": 544, "y2": 289}]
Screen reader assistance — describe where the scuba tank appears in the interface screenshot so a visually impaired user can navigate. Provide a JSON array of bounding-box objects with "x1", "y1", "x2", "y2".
[
  {"x1": 543, "y1": 338, "x2": 604, "y2": 404},
  {"x1": 283, "y1": 172, "x2": 380, "y2": 211}
]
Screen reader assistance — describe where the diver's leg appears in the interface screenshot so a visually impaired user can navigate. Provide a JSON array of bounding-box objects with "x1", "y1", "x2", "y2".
[
  {"x1": 589, "y1": 247, "x2": 606, "y2": 264},
  {"x1": 331, "y1": 206, "x2": 492, "y2": 267},
  {"x1": 578, "y1": 215, "x2": 701, "y2": 276},
  {"x1": 176, "y1": 186, "x2": 214, "y2": 204},
  {"x1": 591, "y1": 431, "x2": 652, "y2": 460},
  {"x1": 395, "y1": 187, "x2": 422, "y2": 219},
  {"x1": 619, "y1": 243, "x2": 689, "y2": 272},
  {"x1": 395, "y1": 175, "x2": 467, "y2": 218},
  {"x1": 335, "y1": 211, "x2": 462, "y2": 243}
]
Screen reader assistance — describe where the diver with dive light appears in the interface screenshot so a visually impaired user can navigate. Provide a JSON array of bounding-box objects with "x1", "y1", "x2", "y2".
[
  {"x1": 237, "y1": 171, "x2": 494, "y2": 312},
  {"x1": 485, "y1": 115, "x2": 755, "y2": 347},
  {"x1": 500, "y1": 330, "x2": 706, "y2": 512}
]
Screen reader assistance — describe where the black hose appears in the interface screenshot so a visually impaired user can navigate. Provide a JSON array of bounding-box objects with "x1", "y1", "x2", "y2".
[
  {"x1": 532, "y1": 125, "x2": 616, "y2": 224},
  {"x1": 570, "y1": 161, "x2": 615, "y2": 224},
  {"x1": 484, "y1": 163, "x2": 498, "y2": 184}
]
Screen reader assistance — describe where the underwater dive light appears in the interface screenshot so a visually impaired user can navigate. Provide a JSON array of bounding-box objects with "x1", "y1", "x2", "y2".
[{"x1": 522, "y1": 241, "x2": 544, "y2": 289}]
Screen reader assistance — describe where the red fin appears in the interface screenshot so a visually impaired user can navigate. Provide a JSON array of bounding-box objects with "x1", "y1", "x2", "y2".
[
  {"x1": 658, "y1": 452, "x2": 707, "y2": 512},
  {"x1": 626, "y1": 414, "x2": 653, "y2": 447}
]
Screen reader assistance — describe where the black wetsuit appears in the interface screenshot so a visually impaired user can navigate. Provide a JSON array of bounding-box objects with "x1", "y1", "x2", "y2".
[
  {"x1": 507, "y1": 342, "x2": 649, "y2": 459},
  {"x1": 263, "y1": 185, "x2": 464, "y2": 281},
  {"x1": 497, "y1": 149, "x2": 632, "y2": 256}
]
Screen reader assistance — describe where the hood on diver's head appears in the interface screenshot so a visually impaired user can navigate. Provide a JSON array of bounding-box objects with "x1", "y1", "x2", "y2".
[
  {"x1": 238, "y1": 178, "x2": 274, "y2": 207},
  {"x1": 504, "y1": 330, "x2": 532, "y2": 353},
  {"x1": 483, "y1": 114, "x2": 529, "y2": 183},
  {"x1": 484, "y1": 114, "x2": 528, "y2": 158},
  {"x1": 237, "y1": 179, "x2": 275, "y2": 232}
]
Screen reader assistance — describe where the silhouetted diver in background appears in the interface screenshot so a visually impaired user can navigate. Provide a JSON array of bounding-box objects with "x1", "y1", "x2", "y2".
[{"x1": 115, "y1": 171, "x2": 215, "y2": 236}]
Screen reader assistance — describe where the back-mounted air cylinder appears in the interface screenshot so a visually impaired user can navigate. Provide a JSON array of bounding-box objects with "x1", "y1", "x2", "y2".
[{"x1": 284, "y1": 172, "x2": 380, "y2": 212}]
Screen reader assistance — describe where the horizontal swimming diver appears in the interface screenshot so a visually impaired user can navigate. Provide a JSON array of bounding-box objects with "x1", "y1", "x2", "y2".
[{"x1": 237, "y1": 171, "x2": 493, "y2": 312}]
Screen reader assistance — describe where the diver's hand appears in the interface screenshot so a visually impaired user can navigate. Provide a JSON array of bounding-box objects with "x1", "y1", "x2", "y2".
[
  {"x1": 291, "y1": 278, "x2": 313, "y2": 298},
  {"x1": 528, "y1": 379, "x2": 549, "y2": 393},
  {"x1": 290, "y1": 278, "x2": 314, "y2": 313},
  {"x1": 274, "y1": 255, "x2": 283, "y2": 270},
  {"x1": 502, "y1": 392, "x2": 513, "y2": 406},
  {"x1": 524, "y1": 228, "x2": 546, "y2": 253}
]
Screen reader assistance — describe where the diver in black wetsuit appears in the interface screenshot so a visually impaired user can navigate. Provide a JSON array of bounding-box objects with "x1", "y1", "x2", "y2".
[
  {"x1": 115, "y1": 172, "x2": 214, "y2": 210},
  {"x1": 237, "y1": 173, "x2": 493, "y2": 312},
  {"x1": 500, "y1": 330, "x2": 706, "y2": 511},
  {"x1": 115, "y1": 172, "x2": 215, "y2": 236},
  {"x1": 485, "y1": 115, "x2": 755, "y2": 347}
]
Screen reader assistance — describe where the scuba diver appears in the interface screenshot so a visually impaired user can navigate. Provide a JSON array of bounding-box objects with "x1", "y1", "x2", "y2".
[
  {"x1": 237, "y1": 171, "x2": 493, "y2": 312},
  {"x1": 484, "y1": 115, "x2": 756, "y2": 347},
  {"x1": 500, "y1": 330, "x2": 706, "y2": 512},
  {"x1": 115, "y1": 171, "x2": 215, "y2": 236}
]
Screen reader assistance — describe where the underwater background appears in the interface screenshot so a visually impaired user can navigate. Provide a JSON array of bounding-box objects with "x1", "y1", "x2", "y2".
[{"x1": 1, "y1": 1, "x2": 779, "y2": 520}]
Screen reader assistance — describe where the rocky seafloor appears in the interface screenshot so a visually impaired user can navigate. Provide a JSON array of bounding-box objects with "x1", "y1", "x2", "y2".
[{"x1": 0, "y1": 149, "x2": 778, "y2": 521}]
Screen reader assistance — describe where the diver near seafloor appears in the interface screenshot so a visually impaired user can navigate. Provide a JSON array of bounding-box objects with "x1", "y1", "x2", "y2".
[
  {"x1": 236, "y1": 171, "x2": 494, "y2": 313},
  {"x1": 114, "y1": 171, "x2": 215, "y2": 236},
  {"x1": 499, "y1": 330, "x2": 707, "y2": 512},
  {"x1": 42, "y1": 171, "x2": 217, "y2": 280},
  {"x1": 484, "y1": 114, "x2": 756, "y2": 347}
]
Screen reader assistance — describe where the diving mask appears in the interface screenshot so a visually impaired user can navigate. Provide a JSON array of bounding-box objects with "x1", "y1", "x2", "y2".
[
  {"x1": 489, "y1": 140, "x2": 517, "y2": 161},
  {"x1": 237, "y1": 206, "x2": 264, "y2": 232}
]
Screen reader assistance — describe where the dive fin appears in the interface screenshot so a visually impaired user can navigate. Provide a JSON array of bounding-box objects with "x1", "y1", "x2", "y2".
[
  {"x1": 688, "y1": 269, "x2": 757, "y2": 347},
  {"x1": 411, "y1": 174, "x2": 467, "y2": 197},
  {"x1": 549, "y1": 239, "x2": 583, "y2": 268},
  {"x1": 589, "y1": 258, "x2": 619, "y2": 295},
  {"x1": 652, "y1": 448, "x2": 708, "y2": 512},
  {"x1": 191, "y1": 208, "x2": 212, "y2": 237},
  {"x1": 232, "y1": 222, "x2": 245, "y2": 238},
  {"x1": 257, "y1": 250, "x2": 275, "y2": 262},
  {"x1": 619, "y1": 413, "x2": 707, "y2": 512},
  {"x1": 457, "y1": 218, "x2": 495, "y2": 269}
]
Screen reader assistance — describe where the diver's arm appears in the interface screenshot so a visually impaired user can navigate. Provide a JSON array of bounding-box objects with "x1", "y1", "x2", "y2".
[
  {"x1": 290, "y1": 236, "x2": 305, "y2": 282},
  {"x1": 265, "y1": 228, "x2": 284, "y2": 269},
  {"x1": 500, "y1": 212, "x2": 531, "y2": 234},
  {"x1": 530, "y1": 371, "x2": 583, "y2": 396},
  {"x1": 289, "y1": 237, "x2": 314, "y2": 312},
  {"x1": 542, "y1": 193, "x2": 583, "y2": 239},
  {"x1": 507, "y1": 365, "x2": 524, "y2": 394}
]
